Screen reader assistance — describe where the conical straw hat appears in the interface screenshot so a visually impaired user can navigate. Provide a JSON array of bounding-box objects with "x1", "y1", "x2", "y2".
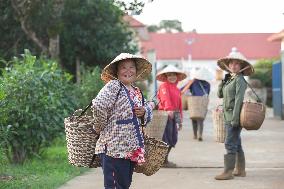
[
  {"x1": 217, "y1": 47, "x2": 254, "y2": 76},
  {"x1": 191, "y1": 68, "x2": 213, "y2": 81},
  {"x1": 156, "y1": 65, "x2": 187, "y2": 82},
  {"x1": 101, "y1": 53, "x2": 152, "y2": 83}
]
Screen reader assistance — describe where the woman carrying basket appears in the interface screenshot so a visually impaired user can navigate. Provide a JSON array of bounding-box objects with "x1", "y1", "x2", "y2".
[
  {"x1": 91, "y1": 53, "x2": 155, "y2": 189},
  {"x1": 215, "y1": 48, "x2": 254, "y2": 180},
  {"x1": 156, "y1": 65, "x2": 186, "y2": 167},
  {"x1": 181, "y1": 68, "x2": 211, "y2": 141}
]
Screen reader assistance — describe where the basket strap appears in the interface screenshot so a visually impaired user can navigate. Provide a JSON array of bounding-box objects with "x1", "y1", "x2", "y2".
[
  {"x1": 88, "y1": 133, "x2": 101, "y2": 168},
  {"x1": 79, "y1": 102, "x2": 93, "y2": 117},
  {"x1": 242, "y1": 77, "x2": 262, "y2": 103},
  {"x1": 222, "y1": 62, "x2": 262, "y2": 103},
  {"x1": 221, "y1": 62, "x2": 261, "y2": 102},
  {"x1": 138, "y1": 88, "x2": 146, "y2": 127},
  {"x1": 198, "y1": 81, "x2": 208, "y2": 96},
  {"x1": 89, "y1": 154, "x2": 98, "y2": 168},
  {"x1": 79, "y1": 81, "x2": 122, "y2": 117},
  {"x1": 181, "y1": 80, "x2": 194, "y2": 94}
]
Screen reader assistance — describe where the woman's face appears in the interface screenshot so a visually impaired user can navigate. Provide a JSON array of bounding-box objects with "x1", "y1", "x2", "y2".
[
  {"x1": 117, "y1": 59, "x2": 137, "y2": 85},
  {"x1": 229, "y1": 60, "x2": 242, "y2": 74},
  {"x1": 166, "y1": 72, "x2": 177, "y2": 83}
]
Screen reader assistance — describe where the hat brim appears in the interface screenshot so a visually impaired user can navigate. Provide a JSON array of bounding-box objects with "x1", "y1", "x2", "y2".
[
  {"x1": 156, "y1": 71, "x2": 187, "y2": 82},
  {"x1": 217, "y1": 58, "x2": 254, "y2": 76},
  {"x1": 101, "y1": 57, "x2": 152, "y2": 83}
]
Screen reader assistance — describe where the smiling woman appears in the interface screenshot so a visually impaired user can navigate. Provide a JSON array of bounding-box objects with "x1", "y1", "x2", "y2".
[
  {"x1": 117, "y1": 59, "x2": 137, "y2": 87},
  {"x1": 215, "y1": 48, "x2": 254, "y2": 180},
  {"x1": 91, "y1": 53, "x2": 156, "y2": 189}
]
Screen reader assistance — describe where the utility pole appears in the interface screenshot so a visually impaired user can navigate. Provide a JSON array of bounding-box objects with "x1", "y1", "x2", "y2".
[{"x1": 147, "y1": 49, "x2": 157, "y2": 99}]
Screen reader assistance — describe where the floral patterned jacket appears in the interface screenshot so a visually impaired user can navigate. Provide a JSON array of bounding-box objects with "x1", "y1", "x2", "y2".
[{"x1": 91, "y1": 80, "x2": 153, "y2": 158}]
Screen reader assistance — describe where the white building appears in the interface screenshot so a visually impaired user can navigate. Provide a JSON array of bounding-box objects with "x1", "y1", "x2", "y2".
[{"x1": 141, "y1": 32, "x2": 280, "y2": 80}]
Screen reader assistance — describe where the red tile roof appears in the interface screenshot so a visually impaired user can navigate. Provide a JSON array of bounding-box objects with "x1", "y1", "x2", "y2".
[
  {"x1": 141, "y1": 32, "x2": 281, "y2": 60},
  {"x1": 123, "y1": 15, "x2": 145, "y2": 27}
]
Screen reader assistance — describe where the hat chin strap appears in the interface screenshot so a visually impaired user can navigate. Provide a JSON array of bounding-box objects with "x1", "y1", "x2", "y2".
[
  {"x1": 222, "y1": 62, "x2": 250, "y2": 74},
  {"x1": 104, "y1": 68, "x2": 146, "y2": 82},
  {"x1": 136, "y1": 68, "x2": 147, "y2": 80},
  {"x1": 239, "y1": 65, "x2": 251, "y2": 73},
  {"x1": 105, "y1": 72, "x2": 119, "y2": 80}
]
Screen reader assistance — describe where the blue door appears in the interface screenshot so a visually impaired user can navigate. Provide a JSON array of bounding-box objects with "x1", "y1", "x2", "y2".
[{"x1": 272, "y1": 61, "x2": 283, "y2": 119}]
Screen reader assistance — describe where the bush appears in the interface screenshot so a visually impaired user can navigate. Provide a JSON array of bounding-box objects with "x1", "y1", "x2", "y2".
[
  {"x1": 76, "y1": 66, "x2": 104, "y2": 108},
  {"x1": 0, "y1": 50, "x2": 77, "y2": 164},
  {"x1": 249, "y1": 58, "x2": 279, "y2": 107},
  {"x1": 250, "y1": 59, "x2": 277, "y2": 88}
]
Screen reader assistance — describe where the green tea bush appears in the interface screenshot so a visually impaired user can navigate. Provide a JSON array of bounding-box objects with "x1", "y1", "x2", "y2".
[
  {"x1": 76, "y1": 66, "x2": 104, "y2": 108},
  {"x1": 0, "y1": 50, "x2": 77, "y2": 164}
]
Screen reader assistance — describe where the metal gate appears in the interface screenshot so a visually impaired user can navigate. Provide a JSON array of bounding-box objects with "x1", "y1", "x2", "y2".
[{"x1": 272, "y1": 61, "x2": 283, "y2": 119}]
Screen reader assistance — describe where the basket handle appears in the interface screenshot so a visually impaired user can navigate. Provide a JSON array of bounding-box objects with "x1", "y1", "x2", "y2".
[
  {"x1": 78, "y1": 102, "x2": 93, "y2": 118},
  {"x1": 88, "y1": 154, "x2": 99, "y2": 168},
  {"x1": 79, "y1": 81, "x2": 123, "y2": 118},
  {"x1": 198, "y1": 81, "x2": 208, "y2": 96},
  {"x1": 241, "y1": 78, "x2": 262, "y2": 103},
  {"x1": 181, "y1": 80, "x2": 194, "y2": 95}
]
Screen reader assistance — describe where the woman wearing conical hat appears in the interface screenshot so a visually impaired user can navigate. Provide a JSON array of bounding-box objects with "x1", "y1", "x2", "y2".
[
  {"x1": 92, "y1": 53, "x2": 155, "y2": 188},
  {"x1": 215, "y1": 48, "x2": 254, "y2": 180},
  {"x1": 156, "y1": 65, "x2": 187, "y2": 167},
  {"x1": 181, "y1": 68, "x2": 211, "y2": 141}
]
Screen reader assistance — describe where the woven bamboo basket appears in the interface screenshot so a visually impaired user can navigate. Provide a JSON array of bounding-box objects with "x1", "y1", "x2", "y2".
[
  {"x1": 134, "y1": 135, "x2": 169, "y2": 176},
  {"x1": 182, "y1": 95, "x2": 188, "y2": 110},
  {"x1": 216, "y1": 69, "x2": 224, "y2": 80},
  {"x1": 212, "y1": 106, "x2": 226, "y2": 143},
  {"x1": 64, "y1": 114, "x2": 101, "y2": 168},
  {"x1": 144, "y1": 110, "x2": 168, "y2": 140},
  {"x1": 187, "y1": 96, "x2": 209, "y2": 119},
  {"x1": 240, "y1": 101, "x2": 266, "y2": 130}
]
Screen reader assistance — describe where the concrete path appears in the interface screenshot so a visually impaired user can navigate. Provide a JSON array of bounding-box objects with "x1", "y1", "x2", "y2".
[{"x1": 59, "y1": 113, "x2": 284, "y2": 189}]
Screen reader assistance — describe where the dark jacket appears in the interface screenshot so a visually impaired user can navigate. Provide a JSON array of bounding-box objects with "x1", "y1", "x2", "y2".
[
  {"x1": 189, "y1": 79, "x2": 210, "y2": 96},
  {"x1": 217, "y1": 74, "x2": 247, "y2": 125}
]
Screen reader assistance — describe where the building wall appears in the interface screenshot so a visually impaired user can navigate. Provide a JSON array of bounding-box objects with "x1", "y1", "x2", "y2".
[
  {"x1": 156, "y1": 59, "x2": 182, "y2": 70},
  {"x1": 281, "y1": 50, "x2": 284, "y2": 119}
]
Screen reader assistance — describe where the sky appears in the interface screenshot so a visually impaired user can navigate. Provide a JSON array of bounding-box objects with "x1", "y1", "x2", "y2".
[{"x1": 134, "y1": 0, "x2": 284, "y2": 33}]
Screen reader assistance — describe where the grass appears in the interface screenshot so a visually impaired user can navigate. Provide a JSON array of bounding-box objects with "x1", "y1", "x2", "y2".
[{"x1": 0, "y1": 138, "x2": 88, "y2": 189}]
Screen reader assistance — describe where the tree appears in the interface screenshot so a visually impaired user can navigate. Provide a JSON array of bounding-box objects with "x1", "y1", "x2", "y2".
[
  {"x1": 159, "y1": 20, "x2": 183, "y2": 33},
  {"x1": 10, "y1": 0, "x2": 64, "y2": 60},
  {"x1": 0, "y1": 0, "x2": 143, "y2": 74},
  {"x1": 147, "y1": 25, "x2": 160, "y2": 32},
  {"x1": 147, "y1": 19, "x2": 183, "y2": 33},
  {"x1": 60, "y1": 0, "x2": 138, "y2": 76},
  {"x1": 0, "y1": 0, "x2": 38, "y2": 61},
  {"x1": 115, "y1": 0, "x2": 145, "y2": 15}
]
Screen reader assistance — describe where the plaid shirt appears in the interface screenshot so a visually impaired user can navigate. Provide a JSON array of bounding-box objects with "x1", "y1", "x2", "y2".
[{"x1": 91, "y1": 80, "x2": 153, "y2": 158}]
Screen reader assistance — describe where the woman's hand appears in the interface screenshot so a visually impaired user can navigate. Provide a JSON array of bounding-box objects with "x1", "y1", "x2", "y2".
[
  {"x1": 178, "y1": 123, "x2": 183, "y2": 131},
  {"x1": 134, "y1": 106, "x2": 146, "y2": 118},
  {"x1": 149, "y1": 101, "x2": 156, "y2": 109},
  {"x1": 223, "y1": 73, "x2": 231, "y2": 82},
  {"x1": 167, "y1": 111, "x2": 174, "y2": 119}
]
